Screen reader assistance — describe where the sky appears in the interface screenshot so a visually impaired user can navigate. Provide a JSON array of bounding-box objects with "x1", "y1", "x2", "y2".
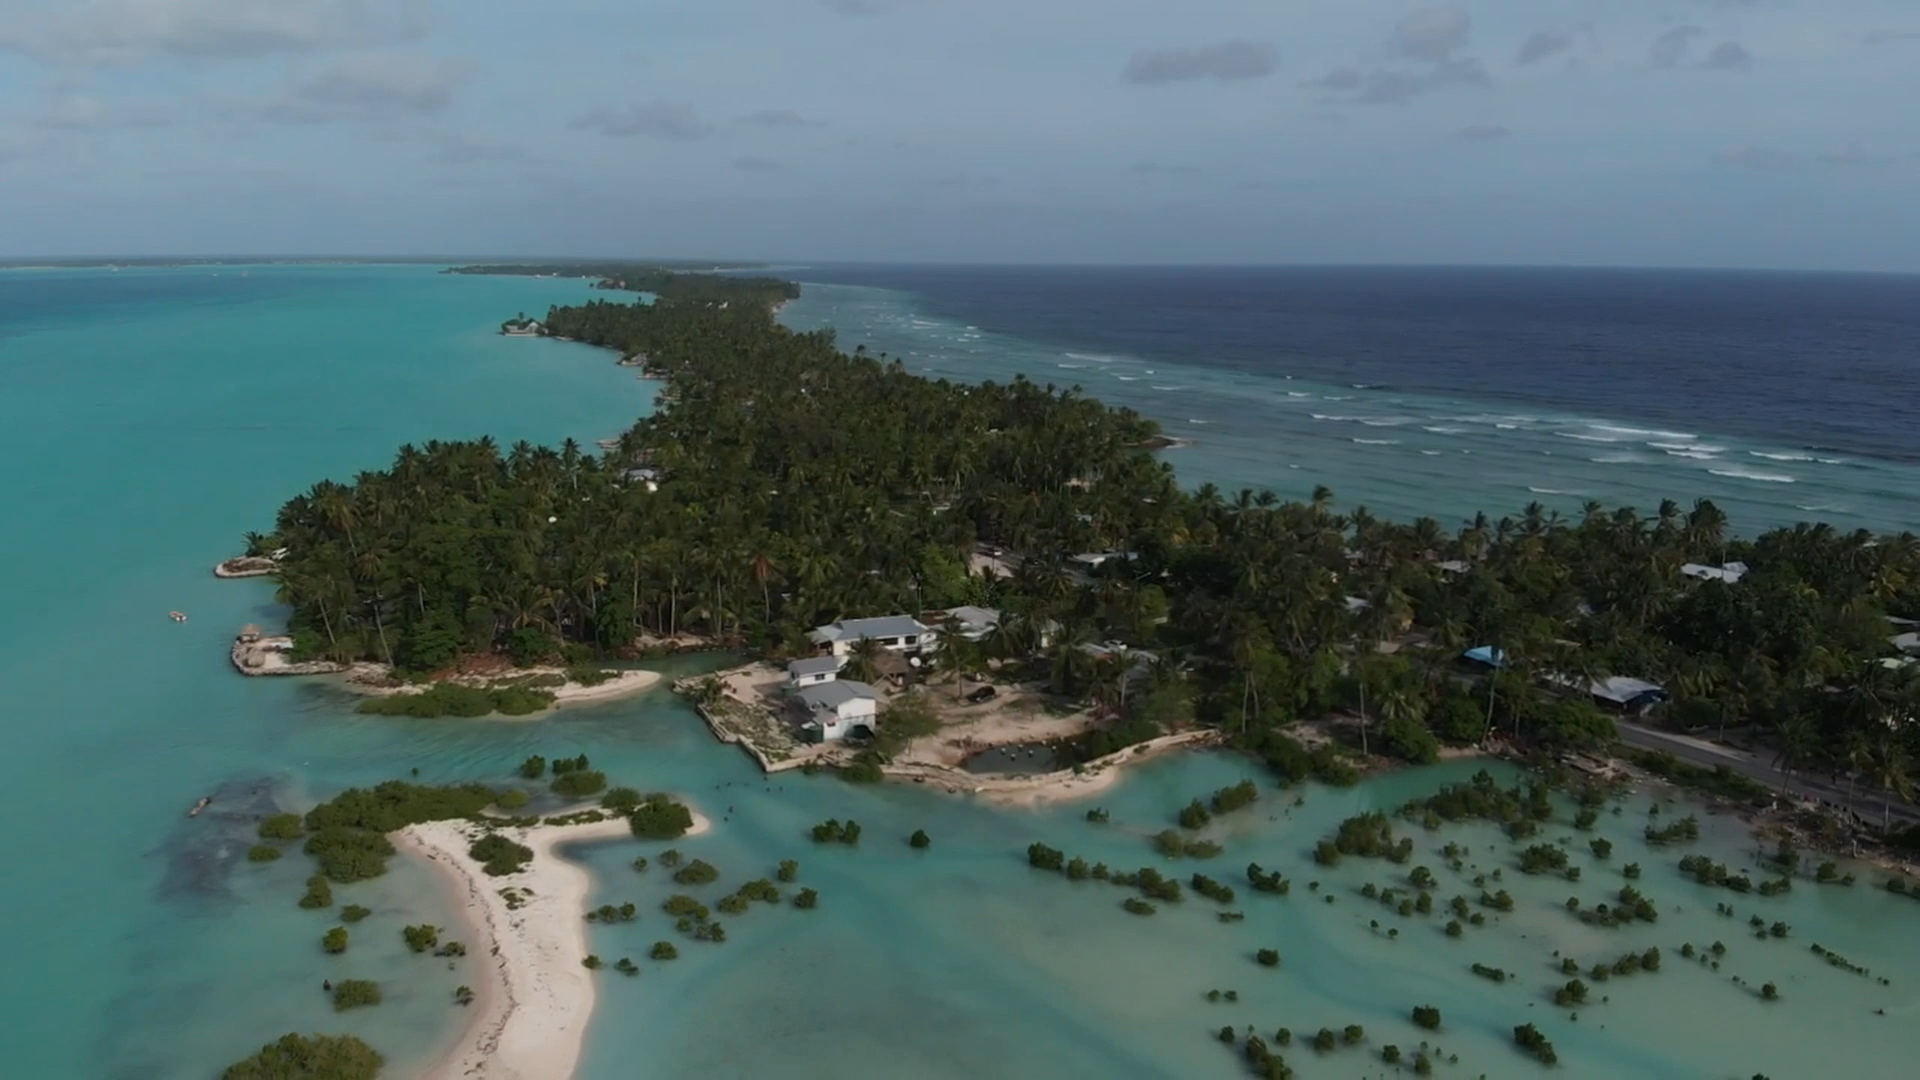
[{"x1": 0, "y1": 0, "x2": 1916, "y2": 268}]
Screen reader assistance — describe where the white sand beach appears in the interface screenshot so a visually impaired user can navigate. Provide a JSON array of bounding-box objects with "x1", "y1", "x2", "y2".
[
  {"x1": 399, "y1": 806, "x2": 713, "y2": 1080},
  {"x1": 344, "y1": 666, "x2": 664, "y2": 711}
]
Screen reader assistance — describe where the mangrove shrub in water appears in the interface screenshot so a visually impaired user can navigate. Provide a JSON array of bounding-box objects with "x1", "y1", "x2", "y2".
[
  {"x1": 220, "y1": 1033, "x2": 382, "y2": 1080},
  {"x1": 629, "y1": 795, "x2": 694, "y2": 840},
  {"x1": 331, "y1": 980, "x2": 381, "y2": 1012}
]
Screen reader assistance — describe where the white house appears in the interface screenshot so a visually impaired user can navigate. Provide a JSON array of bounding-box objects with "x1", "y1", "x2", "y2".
[
  {"x1": 807, "y1": 615, "x2": 934, "y2": 657},
  {"x1": 792, "y1": 680, "x2": 880, "y2": 742},
  {"x1": 926, "y1": 606, "x2": 1000, "y2": 643},
  {"x1": 787, "y1": 655, "x2": 844, "y2": 689},
  {"x1": 1681, "y1": 561, "x2": 1749, "y2": 584}
]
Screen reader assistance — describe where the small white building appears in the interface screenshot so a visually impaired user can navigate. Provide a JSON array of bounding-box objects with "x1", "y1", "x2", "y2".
[
  {"x1": 787, "y1": 655, "x2": 844, "y2": 689},
  {"x1": 926, "y1": 606, "x2": 1000, "y2": 643},
  {"x1": 1681, "y1": 561, "x2": 1749, "y2": 584},
  {"x1": 808, "y1": 615, "x2": 934, "y2": 657},
  {"x1": 792, "y1": 680, "x2": 880, "y2": 742}
]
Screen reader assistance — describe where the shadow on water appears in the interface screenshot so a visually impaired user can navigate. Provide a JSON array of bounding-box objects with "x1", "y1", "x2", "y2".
[{"x1": 153, "y1": 775, "x2": 284, "y2": 905}]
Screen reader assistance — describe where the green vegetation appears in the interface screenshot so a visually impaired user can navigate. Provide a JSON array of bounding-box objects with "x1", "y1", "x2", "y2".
[
  {"x1": 497, "y1": 789, "x2": 530, "y2": 810},
  {"x1": 1471, "y1": 963, "x2": 1509, "y2": 983},
  {"x1": 321, "y1": 927, "x2": 348, "y2": 954},
  {"x1": 330, "y1": 980, "x2": 381, "y2": 1012},
  {"x1": 259, "y1": 814, "x2": 305, "y2": 841},
  {"x1": 251, "y1": 262, "x2": 1920, "y2": 851},
  {"x1": 550, "y1": 770, "x2": 608, "y2": 798},
  {"x1": 672, "y1": 860, "x2": 719, "y2": 886},
  {"x1": 470, "y1": 834, "x2": 534, "y2": 876},
  {"x1": 402, "y1": 925, "x2": 439, "y2": 953},
  {"x1": 517, "y1": 755, "x2": 547, "y2": 779},
  {"x1": 300, "y1": 782, "x2": 500, "y2": 882},
  {"x1": 1246, "y1": 863, "x2": 1290, "y2": 894},
  {"x1": 582, "y1": 955, "x2": 603, "y2": 970},
  {"x1": 586, "y1": 903, "x2": 638, "y2": 924},
  {"x1": 1153, "y1": 829, "x2": 1223, "y2": 859},
  {"x1": 909, "y1": 829, "x2": 932, "y2": 849},
  {"x1": 1178, "y1": 799, "x2": 1212, "y2": 830},
  {"x1": 1314, "y1": 812, "x2": 1413, "y2": 866},
  {"x1": 1255, "y1": 948, "x2": 1280, "y2": 967},
  {"x1": 811, "y1": 819, "x2": 862, "y2": 845},
  {"x1": 220, "y1": 1033, "x2": 382, "y2": 1080},
  {"x1": 1513, "y1": 1022, "x2": 1558, "y2": 1065},
  {"x1": 600, "y1": 787, "x2": 642, "y2": 811},
  {"x1": 651, "y1": 940, "x2": 679, "y2": 960},
  {"x1": 357, "y1": 683, "x2": 554, "y2": 718},
  {"x1": 298, "y1": 876, "x2": 333, "y2": 910},
  {"x1": 794, "y1": 888, "x2": 819, "y2": 909},
  {"x1": 776, "y1": 859, "x2": 799, "y2": 882},
  {"x1": 340, "y1": 904, "x2": 371, "y2": 923},
  {"x1": 248, "y1": 844, "x2": 284, "y2": 863},
  {"x1": 628, "y1": 794, "x2": 695, "y2": 840},
  {"x1": 614, "y1": 957, "x2": 639, "y2": 976},
  {"x1": 1121, "y1": 898, "x2": 1156, "y2": 916},
  {"x1": 1085, "y1": 808, "x2": 1110, "y2": 824},
  {"x1": 1645, "y1": 815, "x2": 1702, "y2": 846},
  {"x1": 1411, "y1": 1005, "x2": 1441, "y2": 1030}
]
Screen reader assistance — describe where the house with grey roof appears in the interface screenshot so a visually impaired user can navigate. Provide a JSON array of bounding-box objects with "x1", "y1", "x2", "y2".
[
  {"x1": 787, "y1": 654, "x2": 845, "y2": 689},
  {"x1": 1681, "y1": 561, "x2": 1749, "y2": 584},
  {"x1": 791, "y1": 679, "x2": 880, "y2": 743},
  {"x1": 807, "y1": 615, "x2": 935, "y2": 657}
]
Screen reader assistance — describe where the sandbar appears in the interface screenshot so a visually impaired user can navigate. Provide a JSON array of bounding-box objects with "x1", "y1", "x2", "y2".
[{"x1": 398, "y1": 806, "x2": 712, "y2": 1080}]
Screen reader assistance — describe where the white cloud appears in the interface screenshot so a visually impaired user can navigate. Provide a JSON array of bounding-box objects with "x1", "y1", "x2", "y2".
[
  {"x1": 33, "y1": 92, "x2": 170, "y2": 131},
  {"x1": 0, "y1": 0, "x2": 420, "y2": 66}
]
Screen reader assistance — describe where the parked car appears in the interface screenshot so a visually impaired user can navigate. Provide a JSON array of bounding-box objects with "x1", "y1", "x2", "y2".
[{"x1": 965, "y1": 685, "x2": 997, "y2": 704}]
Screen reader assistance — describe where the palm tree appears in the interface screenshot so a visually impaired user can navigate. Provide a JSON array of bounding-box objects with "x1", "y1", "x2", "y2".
[
  {"x1": 845, "y1": 638, "x2": 885, "y2": 685},
  {"x1": 1868, "y1": 734, "x2": 1915, "y2": 833}
]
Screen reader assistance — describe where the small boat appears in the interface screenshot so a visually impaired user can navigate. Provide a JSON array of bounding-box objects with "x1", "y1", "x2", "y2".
[
  {"x1": 169, "y1": 611, "x2": 188, "y2": 623},
  {"x1": 188, "y1": 795, "x2": 212, "y2": 817}
]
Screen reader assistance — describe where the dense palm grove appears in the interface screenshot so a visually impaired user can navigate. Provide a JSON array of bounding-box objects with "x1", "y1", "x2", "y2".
[{"x1": 256, "y1": 268, "x2": 1920, "y2": 824}]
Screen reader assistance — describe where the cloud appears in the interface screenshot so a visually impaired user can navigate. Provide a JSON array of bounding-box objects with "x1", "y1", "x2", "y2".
[
  {"x1": 251, "y1": 53, "x2": 467, "y2": 124},
  {"x1": 1699, "y1": 41, "x2": 1753, "y2": 71},
  {"x1": 1394, "y1": 6, "x2": 1471, "y2": 62},
  {"x1": 33, "y1": 92, "x2": 169, "y2": 131},
  {"x1": 1650, "y1": 26, "x2": 1705, "y2": 69},
  {"x1": 733, "y1": 156, "x2": 782, "y2": 172},
  {"x1": 1863, "y1": 30, "x2": 1920, "y2": 44},
  {"x1": 1304, "y1": 58, "x2": 1488, "y2": 105},
  {"x1": 0, "y1": 0, "x2": 419, "y2": 66},
  {"x1": 1123, "y1": 40, "x2": 1278, "y2": 85},
  {"x1": 423, "y1": 132, "x2": 524, "y2": 164},
  {"x1": 1817, "y1": 144, "x2": 1895, "y2": 167},
  {"x1": 738, "y1": 110, "x2": 822, "y2": 129},
  {"x1": 571, "y1": 101, "x2": 712, "y2": 141},
  {"x1": 1516, "y1": 30, "x2": 1573, "y2": 66},
  {"x1": 1455, "y1": 123, "x2": 1511, "y2": 140},
  {"x1": 1715, "y1": 145, "x2": 1794, "y2": 170}
]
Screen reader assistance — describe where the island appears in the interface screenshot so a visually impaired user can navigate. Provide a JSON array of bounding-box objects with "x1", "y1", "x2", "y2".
[{"x1": 230, "y1": 263, "x2": 1919, "y2": 858}]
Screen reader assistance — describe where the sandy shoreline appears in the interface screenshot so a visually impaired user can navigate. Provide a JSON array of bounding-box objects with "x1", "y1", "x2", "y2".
[
  {"x1": 399, "y1": 806, "x2": 713, "y2": 1080},
  {"x1": 344, "y1": 667, "x2": 665, "y2": 711}
]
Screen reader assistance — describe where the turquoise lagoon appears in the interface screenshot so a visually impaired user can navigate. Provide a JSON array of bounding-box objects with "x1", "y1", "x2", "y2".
[{"x1": 2, "y1": 266, "x2": 1918, "y2": 1080}]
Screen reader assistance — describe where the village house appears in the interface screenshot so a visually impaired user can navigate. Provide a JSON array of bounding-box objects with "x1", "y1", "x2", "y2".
[
  {"x1": 807, "y1": 615, "x2": 935, "y2": 657},
  {"x1": 791, "y1": 680, "x2": 880, "y2": 743},
  {"x1": 925, "y1": 605, "x2": 1000, "y2": 643},
  {"x1": 1681, "y1": 561, "x2": 1749, "y2": 584},
  {"x1": 787, "y1": 655, "x2": 844, "y2": 689}
]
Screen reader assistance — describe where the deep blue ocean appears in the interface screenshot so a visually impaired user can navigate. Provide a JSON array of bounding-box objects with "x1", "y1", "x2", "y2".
[
  {"x1": 776, "y1": 265, "x2": 1920, "y2": 533},
  {"x1": 7, "y1": 263, "x2": 1920, "y2": 1080}
]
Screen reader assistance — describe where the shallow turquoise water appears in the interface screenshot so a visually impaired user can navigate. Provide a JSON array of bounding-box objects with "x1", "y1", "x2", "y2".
[{"x1": 4, "y1": 266, "x2": 1919, "y2": 1080}]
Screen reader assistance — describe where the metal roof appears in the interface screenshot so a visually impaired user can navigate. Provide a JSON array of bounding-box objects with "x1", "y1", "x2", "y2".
[
  {"x1": 795, "y1": 680, "x2": 878, "y2": 711},
  {"x1": 787, "y1": 656, "x2": 844, "y2": 678},
  {"x1": 809, "y1": 615, "x2": 930, "y2": 643}
]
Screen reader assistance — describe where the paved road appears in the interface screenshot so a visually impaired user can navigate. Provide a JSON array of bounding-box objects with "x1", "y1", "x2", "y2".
[{"x1": 1617, "y1": 721, "x2": 1920, "y2": 829}]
